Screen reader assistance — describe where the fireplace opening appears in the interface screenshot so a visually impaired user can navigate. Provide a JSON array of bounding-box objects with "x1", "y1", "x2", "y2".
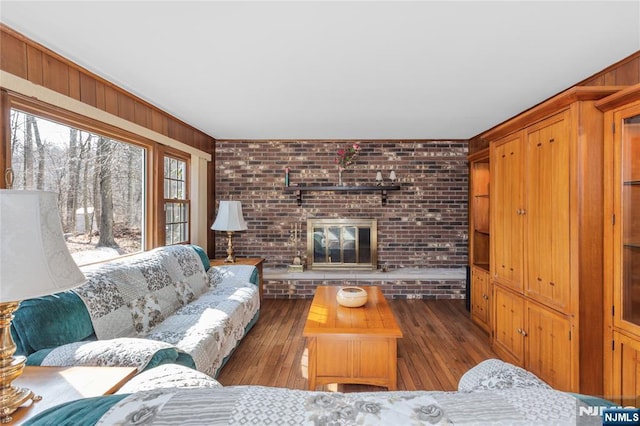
[{"x1": 307, "y1": 218, "x2": 377, "y2": 270}]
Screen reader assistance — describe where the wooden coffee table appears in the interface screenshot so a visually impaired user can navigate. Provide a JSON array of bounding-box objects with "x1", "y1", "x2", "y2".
[{"x1": 303, "y1": 286, "x2": 403, "y2": 390}]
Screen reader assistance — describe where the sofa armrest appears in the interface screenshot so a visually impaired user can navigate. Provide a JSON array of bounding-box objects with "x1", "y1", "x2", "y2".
[
  {"x1": 207, "y1": 265, "x2": 258, "y2": 288},
  {"x1": 116, "y1": 364, "x2": 222, "y2": 393},
  {"x1": 11, "y1": 290, "x2": 95, "y2": 357},
  {"x1": 26, "y1": 338, "x2": 196, "y2": 373},
  {"x1": 458, "y1": 359, "x2": 551, "y2": 392}
]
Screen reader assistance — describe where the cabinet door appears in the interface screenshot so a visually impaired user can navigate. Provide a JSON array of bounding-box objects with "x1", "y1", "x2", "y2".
[
  {"x1": 610, "y1": 331, "x2": 640, "y2": 407},
  {"x1": 525, "y1": 302, "x2": 574, "y2": 391},
  {"x1": 525, "y1": 113, "x2": 571, "y2": 310},
  {"x1": 491, "y1": 134, "x2": 524, "y2": 291},
  {"x1": 612, "y1": 108, "x2": 640, "y2": 336},
  {"x1": 493, "y1": 285, "x2": 525, "y2": 366},
  {"x1": 471, "y1": 267, "x2": 490, "y2": 331}
]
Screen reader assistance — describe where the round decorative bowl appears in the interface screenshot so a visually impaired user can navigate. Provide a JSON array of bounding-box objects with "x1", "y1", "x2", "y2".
[{"x1": 336, "y1": 286, "x2": 368, "y2": 308}]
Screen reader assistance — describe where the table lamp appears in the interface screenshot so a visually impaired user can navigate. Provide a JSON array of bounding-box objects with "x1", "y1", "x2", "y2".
[
  {"x1": 211, "y1": 200, "x2": 248, "y2": 263},
  {"x1": 0, "y1": 190, "x2": 86, "y2": 423}
]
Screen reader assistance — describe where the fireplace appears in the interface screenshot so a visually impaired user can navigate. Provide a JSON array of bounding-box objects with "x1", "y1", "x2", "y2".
[{"x1": 307, "y1": 218, "x2": 377, "y2": 270}]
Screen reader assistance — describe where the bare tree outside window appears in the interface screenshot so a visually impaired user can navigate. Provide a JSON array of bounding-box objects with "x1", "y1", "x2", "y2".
[{"x1": 9, "y1": 109, "x2": 145, "y2": 265}]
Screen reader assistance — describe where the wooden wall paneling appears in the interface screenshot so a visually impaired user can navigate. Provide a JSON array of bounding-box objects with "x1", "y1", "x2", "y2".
[
  {"x1": 117, "y1": 92, "x2": 135, "y2": 122},
  {"x1": 95, "y1": 81, "x2": 106, "y2": 110},
  {"x1": 150, "y1": 109, "x2": 168, "y2": 136},
  {"x1": 182, "y1": 124, "x2": 195, "y2": 147},
  {"x1": 0, "y1": 90, "x2": 8, "y2": 186},
  {"x1": 606, "y1": 58, "x2": 640, "y2": 86},
  {"x1": 26, "y1": 45, "x2": 43, "y2": 86},
  {"x1": 467, "y1": 135, "x2": 488, "y2": 156},
  {"x1": 103, "y1": 85, "x2": 118, "y2": 116},
  {"x1": 42, "y1": 54, "x2": 70, "y2": 96},
  {"x1": 579, "y1": 52, "x2": 640, "y2": 87},
  {"x1": 68, "y1": 67, "x2": 80, "y2": 101},
  {"x1": 168, "y1": 121, "x2": 187, "y2": 143},
  {"x1": 134, "y1": 100, "x2": 149, "y2": 128},
  {"x1": 0, "y1": 31, "x2": 26, "y2": 78},
  {"x1": 80, "y1": 73, "x2": 97, "y2": 107}
]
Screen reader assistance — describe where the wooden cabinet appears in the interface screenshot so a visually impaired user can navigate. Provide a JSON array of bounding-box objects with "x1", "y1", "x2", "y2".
[
  {"x1": 468, "y1": 150, "x2": 491, "y2": 331},
  {"x1": 493, "y1": 284, "x2": 575, "y2": 391},
  {"x1": 483, "y1": 86, "x2": 622, "y2": 395},
  {"x1": 524, "y1": 114, "x2": 571, "y2": 311},
  {"x1": 524, "y1": 301, "x2": 574, "y2": 391},
  {"x1": 471, "y1": 266, "x2": 490, "y2": 332},
  {"x1": 493, "y1": 284, "x2": 525, "y2": 366},
  {"x1": 609, "y1": 331, "x2": 640, "y2": 407},
  {"x1": 491, "y1": 133, "x2": 524, "y2": 292},
  {"x1": 598, "y1": 84, "x2": 640, "y2": 403}
]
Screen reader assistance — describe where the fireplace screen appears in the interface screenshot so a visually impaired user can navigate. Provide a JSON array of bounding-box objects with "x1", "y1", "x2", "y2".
[{"x1": 307, "y1": 218, "x2": 377, "y2": 270}]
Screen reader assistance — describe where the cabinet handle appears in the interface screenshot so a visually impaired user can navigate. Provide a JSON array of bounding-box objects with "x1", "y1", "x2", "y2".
[{"x1": 521, "y1": 329, "x2": 528, "y2": 337}]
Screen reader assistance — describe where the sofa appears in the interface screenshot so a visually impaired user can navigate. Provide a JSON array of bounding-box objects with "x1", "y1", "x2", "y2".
[
  {"x1": 24, "y1": 359, "x2": 613, "y2": 425},
  {"x1": 10, "y1": 244, "x2": 260, "y2": 377}
]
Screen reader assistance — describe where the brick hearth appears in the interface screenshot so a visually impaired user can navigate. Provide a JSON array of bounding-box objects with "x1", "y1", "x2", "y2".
[{"x1": 263, "y1": 267, "x2": 466, "y2": 299}]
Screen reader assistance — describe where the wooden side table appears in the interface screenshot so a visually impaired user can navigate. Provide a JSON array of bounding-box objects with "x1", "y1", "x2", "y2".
[
  {"x1": 8, "y1": 366, "x2": 137, "y2": 424},
  {"x1": 210, "y1": 257, "x2": 265, "y2": 301}
]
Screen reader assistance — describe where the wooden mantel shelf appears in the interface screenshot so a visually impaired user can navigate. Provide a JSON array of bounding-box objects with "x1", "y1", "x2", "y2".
[{"x1": 284, "y1": 185, "x2": 400, "y2": 206}]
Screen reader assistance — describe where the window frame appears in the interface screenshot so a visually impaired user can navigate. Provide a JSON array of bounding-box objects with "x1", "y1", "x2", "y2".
[
  {"x1": 1, "y1": 89, "x2": 194, "y2": 257},
  {"x1": 159, "y1": 146, "x2": 190, "y2": 246}
]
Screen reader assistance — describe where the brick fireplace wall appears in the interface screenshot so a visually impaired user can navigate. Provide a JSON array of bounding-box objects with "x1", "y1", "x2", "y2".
[{"x1": 214, "y1": 140, "x2": 469, "y2": 297}]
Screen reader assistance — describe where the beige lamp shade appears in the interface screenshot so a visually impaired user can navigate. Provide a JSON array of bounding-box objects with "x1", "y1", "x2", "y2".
[
  {"x1": 0, "y1": 190, "x2": 86, "y2": 302},
  {"x1": 211, "y1": 200, "x2": 248, "y2": 232}
]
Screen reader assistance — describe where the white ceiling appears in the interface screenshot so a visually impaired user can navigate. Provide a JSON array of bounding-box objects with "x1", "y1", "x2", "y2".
[{"x1": 1, "y1": 1, "x2": 639, "y2": 140}]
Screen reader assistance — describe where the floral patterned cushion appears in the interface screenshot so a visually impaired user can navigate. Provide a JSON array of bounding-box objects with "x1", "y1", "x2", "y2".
[{"x1": 128, "y1": 294, "x2": 165, "y2": 335}]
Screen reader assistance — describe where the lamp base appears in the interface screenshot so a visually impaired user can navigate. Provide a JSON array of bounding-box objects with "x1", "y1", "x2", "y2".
[
  {"x1": 0, "y1": 302, "x2": 42, "y2": 424},
  {"x1": 224, "y1": 231, "x2": 236, "y2": 263},
  {"x1": 0, "y1": 376, "x2": 41, "y2": 424}
]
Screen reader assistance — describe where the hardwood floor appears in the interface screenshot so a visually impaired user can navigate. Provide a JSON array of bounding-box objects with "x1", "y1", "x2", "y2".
[{"x1": 217, "y1": 298, "x2": 498, "y2": 392}]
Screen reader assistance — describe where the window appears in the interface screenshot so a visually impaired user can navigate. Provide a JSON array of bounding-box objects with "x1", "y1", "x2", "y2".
[
  {"x1": 8, "y1": 108, "x2": 146, "y2": 265},
  {"x1": 163, "y1": 153, "x2": 189, "y2": 245}
]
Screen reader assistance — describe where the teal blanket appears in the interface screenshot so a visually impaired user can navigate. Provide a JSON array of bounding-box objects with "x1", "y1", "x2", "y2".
[{"x1": 24, "y1": 395, "x2": 128, "y2": 426}]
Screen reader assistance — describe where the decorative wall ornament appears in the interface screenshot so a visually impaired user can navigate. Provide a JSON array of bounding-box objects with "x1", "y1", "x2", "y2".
[
  {"x1": 375, "y1": 171, "x2": 383, "y2": 186},
  {"x1": 334, "y1": 143, "x2": 361, "y2": 186}
]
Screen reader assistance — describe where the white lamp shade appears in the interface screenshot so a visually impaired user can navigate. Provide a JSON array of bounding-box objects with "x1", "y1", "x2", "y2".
[
  {"x1": 0, "y1": 190, "x2": 86, "y2": 302},
  {"x1": 211, "y1": 200, "x2": 248, "y2": 232}
]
